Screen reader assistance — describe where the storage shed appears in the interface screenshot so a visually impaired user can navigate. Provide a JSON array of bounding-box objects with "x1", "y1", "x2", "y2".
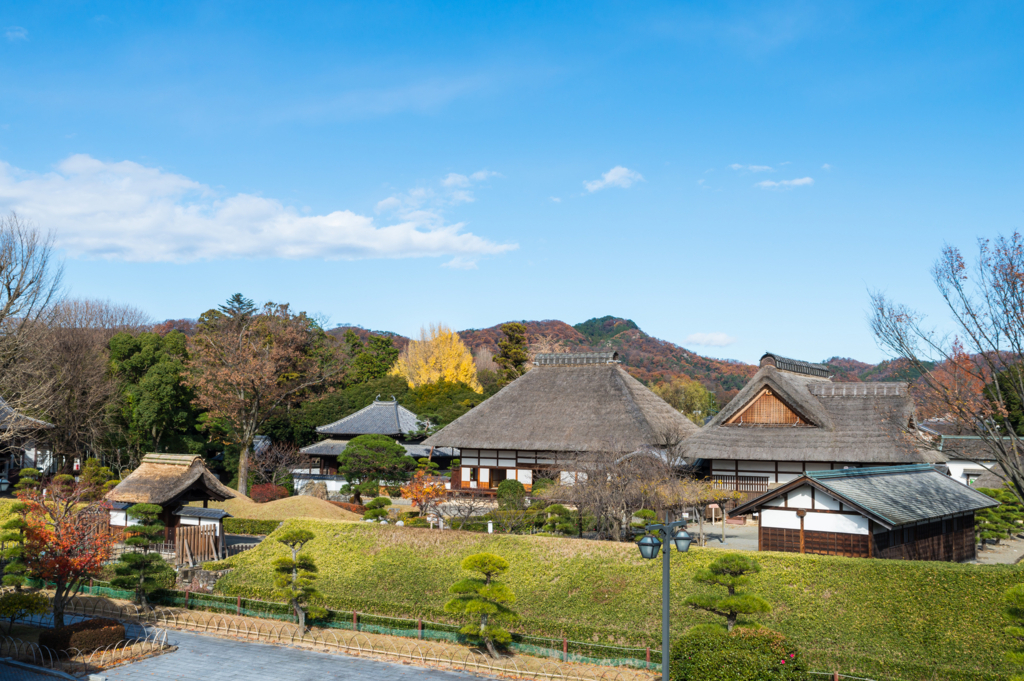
[{"x1": 731, "y1": 464, "x2": 999, "y2": 562}]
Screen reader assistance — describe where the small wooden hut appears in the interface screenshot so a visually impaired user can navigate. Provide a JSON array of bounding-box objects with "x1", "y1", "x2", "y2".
[
  {"x1": 730, "y1": 464, "x2": 998, "y2": 561},
  {"x1": 105, "y1": 453, "x2": 239, "y2": 548},
  {"x1": 422, "y1": 352, "x2": 699, "y2": 493}
]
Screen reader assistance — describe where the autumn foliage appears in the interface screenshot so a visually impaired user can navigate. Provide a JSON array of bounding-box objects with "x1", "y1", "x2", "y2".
[
  {"x1": 251, "y1": 483, "x2": 290, "y2": 503},
  {"x1": 390, "y1": 323, "x2": 481, "y2": 392},
  {"x1": 401, "y1": 469, "x2": 447, "y2": 518}
]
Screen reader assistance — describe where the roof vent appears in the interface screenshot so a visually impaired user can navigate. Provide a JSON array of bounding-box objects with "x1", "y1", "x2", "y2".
[
  {"x1": 533, "y1": 351, "x2": 619, "y2": 366},
  {"x1": 759, "y1": 353, "x2": 831, "y2": 379}
]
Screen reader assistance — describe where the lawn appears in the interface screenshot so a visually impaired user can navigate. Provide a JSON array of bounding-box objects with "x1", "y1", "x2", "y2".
[
  {"x1": 214, "y1": 519, "x2": 1024, "y2": 681},
  {"x1": 191, "y1": 495, "x2": 361, "y2": 521}
]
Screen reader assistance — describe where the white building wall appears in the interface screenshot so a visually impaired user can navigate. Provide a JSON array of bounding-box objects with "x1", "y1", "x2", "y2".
[
  {"x1": 804, "y1": 512, "x2": 869, "y2": 535},
  {"x1": 761, "y1": 509, "x2": 801, "y2": 530},
  {"x1": 787, "y1": 485, "x2": 813, "y2": 509},
  {"x1": 945, "y1": 459, "x2": 997, "y2": 486}
]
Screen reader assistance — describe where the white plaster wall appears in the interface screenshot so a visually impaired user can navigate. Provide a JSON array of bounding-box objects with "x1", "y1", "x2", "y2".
[
  {"x1": 945, "y1": 460, "x2": 996, "y2": 485},
  {"x1": 742, "y1": 461, "x2": 775, "y2": 472},
  {"x1": 764, "y1": 497, "x2": 785, "y2": 507},
  {"x1": 815, "y1": 492, "x2": 841, "y2": 511},
  {"x1": 516, "y1": 469, "x2": 532, "y2": 485},
  {"x1": 778, "y1": 462, "x2": 803, "y2": 473},
  {"x1": 762, "y1": 509, "x2": 801, "y2": 530},
  {"x1": 805, "y1": 512, "x2": 869, "y2": 535},
  {"x1": 805, "y1": 463, "x2": 831, "y2": 471},
  {"x1": 788, "y1": 485, "x2": 813, "y2": 509},
  {"x1": 777, "y1": 473, "x2": 801, "y2": 483}
]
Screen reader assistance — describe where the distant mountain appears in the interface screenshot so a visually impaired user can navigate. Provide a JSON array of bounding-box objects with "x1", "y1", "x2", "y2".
[{"x1": 327, "y1": 317, "x2": 911, "y2": 407}]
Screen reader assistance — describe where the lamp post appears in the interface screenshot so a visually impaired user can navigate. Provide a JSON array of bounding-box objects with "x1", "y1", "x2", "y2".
[{"x1": 637, "y1": 519, "x2": 691, "y2": 681}]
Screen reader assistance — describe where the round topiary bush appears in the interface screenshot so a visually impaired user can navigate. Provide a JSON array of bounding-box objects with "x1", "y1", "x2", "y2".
[{"x1": 670, "y1": 626, "x2": 806, "y2": 681}]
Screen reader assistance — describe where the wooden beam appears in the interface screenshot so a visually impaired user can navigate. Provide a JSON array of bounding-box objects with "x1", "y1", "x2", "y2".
[{"x1": 799, "y1": 513, "x2": 805, "y2": 554}]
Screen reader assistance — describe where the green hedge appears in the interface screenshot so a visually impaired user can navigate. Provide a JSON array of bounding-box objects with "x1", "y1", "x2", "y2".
[
  {"x1": 210, "y1": 518, "x2": 1024, "y2": 681},
  {"x1": 223, "y1": 518, "x2": 281, "y2": 535},
  {"x1": 670, "y1": 627, "x2": 806, "y2": 681}
]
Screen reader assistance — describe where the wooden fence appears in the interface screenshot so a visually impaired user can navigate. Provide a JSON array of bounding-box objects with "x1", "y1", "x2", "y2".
[{"x1": 176, "y1": 525, "x2": 220, "y2": 566}]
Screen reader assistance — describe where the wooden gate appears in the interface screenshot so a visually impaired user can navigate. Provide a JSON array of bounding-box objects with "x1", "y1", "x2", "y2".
[{"x1": 175, "y1": 525, "x2": 220, "y2": 566}]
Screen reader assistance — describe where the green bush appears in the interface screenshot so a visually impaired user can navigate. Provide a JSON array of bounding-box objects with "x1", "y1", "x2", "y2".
[
  {"x1": 39, "y1": 618, "x2": 125, "y2": 652},
  {"x1": 224, "y1": 518, "x2": 281, "y2": 535},
  {"x1": 364, "y1": 497, "x2": 393, "y2": 521},
  {"x1": 670, "y1": 627, "x2": 807, "y2": 681}
]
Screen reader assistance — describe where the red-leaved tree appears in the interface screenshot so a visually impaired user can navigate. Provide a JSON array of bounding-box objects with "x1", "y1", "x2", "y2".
[{"x1": 20, "y1": 480, "x2": 116, "y2": 627}]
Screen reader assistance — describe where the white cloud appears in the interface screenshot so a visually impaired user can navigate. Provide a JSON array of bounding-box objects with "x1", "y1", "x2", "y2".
[
  {"x1": 549, "y1": 197, "x2": 561, "y2": 203},
  {"x1": 0, "y1": 155, "x2": 516, "y2": 264},
  {"x1": 5, "y1": 26, "x2": 28, "y2": 41},
  {"x1": 441, "y1": 173, "x2": 470, "y2": 187},
  {"x1": 441, "y1": 256, "x2": 479, "y2": 270},
  {"x1": 755, "y1": 177, "x2": 814, "y2": 189},
  {"x1": 584, "y1": 166, "x2": 644, "y2": 192},
  {"x1": 822, "y1": 163, "x2": 832, "y2": 170},
  {"x1": 684, "y1": 332, "x2": 736, "y2": 347},
  {"x1": 729, "y1": 164, "x2": 773, "y2": 172}
]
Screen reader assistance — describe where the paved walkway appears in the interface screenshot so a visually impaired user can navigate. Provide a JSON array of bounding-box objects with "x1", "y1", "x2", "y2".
[{"x1": 100, "y1": 629, "x2": 491, "y2": 681}]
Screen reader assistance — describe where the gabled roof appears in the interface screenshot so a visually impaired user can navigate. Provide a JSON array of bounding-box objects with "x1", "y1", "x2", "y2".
[
  {"x1": 106, "y1": 453, "x2": 240, "y2": 506},
  {"x1": 732, "y1": 464, "x2": 999, "y2": 529},
  {"x1": 423, "y1": 360, "x2": 699, "y2": 454},
  {"x1": 316, "y1": 399, "x2": 420, "y2": 437},
  {"x1": 683, "y1": 363, "x2": 942, "y2": 463},
  {"x1": 300, "y1": 439, "x2": 349, "y2": 456},
  {"x1": 759, "y1": 353, "x2": 832, "y2": 379},
  {"x1": 0, "y1": 395, "x2": 54, "y2": 432}
]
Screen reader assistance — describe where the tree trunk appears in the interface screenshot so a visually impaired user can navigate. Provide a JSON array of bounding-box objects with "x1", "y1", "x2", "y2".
[
  {"x1": 726, "y1": 612, "x2": 736, "y2": 632},
  {"x1": 238, "y1": 445, "x2": 251, "y2": 495},
  {"x1": 294, "y1": 598, "x2": 305, "y2": 630},
  {"x1": 480, "y1": 612, "x2": 498, "y2": 658},
  {"x1": 53, "y1": 580, "x2": 67, "y2": 628}
]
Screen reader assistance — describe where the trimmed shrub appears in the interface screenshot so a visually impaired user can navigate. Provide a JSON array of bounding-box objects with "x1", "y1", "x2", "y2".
[
  {"x1": 328, "y1": 501, "x2": 366, "y2": 514},
  {"x1": 364, "y1": 497, "x2": 392, "y2": 521},
  {"x1": 251, "y1": 484, "x2": 289, "y2": 503},
  {"x1": 224, "y1": 518, "x2": 281, "y2": 536},
  {"x1": 670, "y1": 626, "x2": 806, "y2": 681},
  {"x1": 39, "y1": 618, "x2": 125, "y2": 652}
]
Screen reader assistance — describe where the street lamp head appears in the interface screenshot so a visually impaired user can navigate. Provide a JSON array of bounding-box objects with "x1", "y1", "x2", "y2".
[
  {"x1": 672, "y1": 529, "x2": 692, "y2": 553},
  {"x1": 0, "y1": 479, "x2": 8, "y2": 493},
  {"x1": 637, "y1": 534, "x2": 662, "y2": 560}
]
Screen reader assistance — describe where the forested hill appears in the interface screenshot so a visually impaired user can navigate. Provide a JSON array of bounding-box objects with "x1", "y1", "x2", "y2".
[{"x1": 329, "y1": 316, "x2": 911, "y2": 407}]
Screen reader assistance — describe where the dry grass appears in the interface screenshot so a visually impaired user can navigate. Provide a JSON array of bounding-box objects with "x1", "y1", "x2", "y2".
[{"x1": 194, "y1": 495, "x2": 361, "y2": 522}]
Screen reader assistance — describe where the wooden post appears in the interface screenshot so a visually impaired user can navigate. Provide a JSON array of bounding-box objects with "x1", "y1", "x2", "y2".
[
  {"x1": 418, "y1": 618, "x2": 423, "y2": 640},
  {"x1": 646, "y1": 647, "x2": 651, "y2": 664},
  {"x1": 798, "y1": 511, "x2": 806, "y2": 554},
  {"x1": 867, "y1": 520, "x2": 874, "y2": 558},
  {"x1": 563, "y1": 635, "x2": 568, "y2": 662},
  {"x1": 833, "y1": 672, "x2": 839, "y2": 681},
  {"x1": 185, "y1": 590, "x2": 190, "y2": 608},
  {"x1": 237, "y1": 596, "x2": 241, "y2": 615},
  {"x1": 353, "y1": 611, "x2": 358, "y2": 630}
]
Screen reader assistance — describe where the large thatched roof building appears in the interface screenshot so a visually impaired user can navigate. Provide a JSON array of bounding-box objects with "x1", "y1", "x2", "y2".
[
  {"x1": 422, "y1": 352, "x2": 699, "y2": 492},
  {"x1": 683, "y1": 352, "x2": 957, "y2": 499}
]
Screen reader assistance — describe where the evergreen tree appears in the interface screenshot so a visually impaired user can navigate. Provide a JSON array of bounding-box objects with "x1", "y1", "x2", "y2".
[
  {"x1": 110, "y1": 503, "x2": 172, "y2": 608},
  {"x1": 79, "y1": 458, "x2": 116, "y2": 501},
  {"x1": 272, "y1": 528, "x2": 326, "y2": 630},
  {"x1": 14, "y1": 468, "x2": 41, "y2": 493},
  {"x1": 336, "y1": 435, "x2": 415, "y2": 504},
  {"x1": 494, "y1": 323, "x2": 529, "y2": 385},
  {"x1": 1, "y1": 502, "x2": 29, "y2": 589},
  {"x1": 685, "y1": 553, "x2": 772, "y2": 632},
  {"x1": 444, "y1": 553, "x2": 518, "y2": 658},
  {"x1": 363, "y1": 496, "x2": 393, "y2": 520},
  {"x1": 346, "y1": 331, "x2": 400, "y2": 383},
  {"x1": 218, "y1": 293, "x2": 257, "y2": 320}
]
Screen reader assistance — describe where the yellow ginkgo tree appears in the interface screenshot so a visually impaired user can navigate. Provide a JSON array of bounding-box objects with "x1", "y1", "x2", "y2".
[{"x1": 391, "y1": 323, "x2": 482, "y2": 392}]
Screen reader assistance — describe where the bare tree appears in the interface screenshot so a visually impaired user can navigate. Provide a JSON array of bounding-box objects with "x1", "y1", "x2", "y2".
[
  {"x1": 870, "y1": 234, "x2": 1024, "y2": 502},
  {"x1": 252, "y1": 442, "x2": 311, "y2": 488},
  {"x1": 442, "y1": 494, "x2": 493, "y2": 529},
  {"x1": 0, "y1": 213, "x2": 65, "y2": 442}
]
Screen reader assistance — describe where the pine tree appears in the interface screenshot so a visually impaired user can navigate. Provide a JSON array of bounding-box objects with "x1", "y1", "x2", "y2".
[
  {"x1": 14, "y1": 468, "x2": 41, "y2": 493},
  {"x1": 218, "y1": 293, "x2": 257, "y2": 320},
  {"x1": 271, "y1": 529, "x2": 326, "y2": 630},
  {"x1": 444, "y1": 553, "x2": 518, "y2": 658},
  {"x1": 494, "y1": 322, "x2": 529, "y2": 385},
  {"x1": 110, "y1": 504, "x2": 172, "y2": 608},
  {"x1": 685, "y1": 553, "x2": 771, "y2": 632},
  {"x1": 1, "y1": 502, "x2": 29, "y2": 589}
]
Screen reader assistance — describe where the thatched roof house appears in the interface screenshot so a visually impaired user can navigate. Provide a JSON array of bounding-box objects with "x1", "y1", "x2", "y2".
[
  {"x1": 106, "y1": 453, "x2": 238, "y2": 509},
  {"x1": 683, "y1": 352, "x2": 947, "y2": 498},
  {"x1": 423, "y1": 352, "x2": 699, "y2": 492}
]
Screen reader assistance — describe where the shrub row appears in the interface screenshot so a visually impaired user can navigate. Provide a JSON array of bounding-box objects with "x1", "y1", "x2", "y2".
[
  {"x1": 223, "y1": 518, "x2": 281, "y2": 535},
  {"x1": 39, "y1": 618, "x2": 125, "y2": 652},
  {"x1": 329, "y1": 501, "x2": 366, "y2": 514}
]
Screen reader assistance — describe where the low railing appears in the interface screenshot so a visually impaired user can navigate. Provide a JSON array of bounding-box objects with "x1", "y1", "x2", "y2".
[{"x1": 710, "y1": 475, "x2": 770, "y2": 493}]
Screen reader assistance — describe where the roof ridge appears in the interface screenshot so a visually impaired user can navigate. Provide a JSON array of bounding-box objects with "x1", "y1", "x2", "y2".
[{"x1": 807, "y1": 463, "x2": 935, "y2": 479}]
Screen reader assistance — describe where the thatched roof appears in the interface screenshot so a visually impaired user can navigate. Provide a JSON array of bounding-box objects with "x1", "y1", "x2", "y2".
[
  {"x1": 316, "y1": 398, "x2": 420, "y2": 437},
  {"x1": 422, "y1": 356, "x2": 699, "y2": 454},
  {"x1": 106, "y1": 453, "x2": 240, "y2": 506},
  {"x1": 683, "y1": 363, "x2": 944, "y2": 464}
]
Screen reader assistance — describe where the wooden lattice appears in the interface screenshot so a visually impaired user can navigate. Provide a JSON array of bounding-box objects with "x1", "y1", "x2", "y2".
[{"x1": 726, "y1": 389, "x2": 806, "y2": 425}]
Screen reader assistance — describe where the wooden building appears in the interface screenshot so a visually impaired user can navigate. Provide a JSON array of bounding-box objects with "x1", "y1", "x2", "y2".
[
  {"x1": 683, "y1": 353, "x2": 945, "y2": 500},
  {"x1": 0, "y1": 395, "x2": 55, "y2": 482},
  {"x1": 730, "y1": 464, "x2": 998, "y2": 561},
  {"x1": 421, "y1": 352, "x2": 699, "y2": 493},
  {"x1": 105, "y1": 453, "x2": 239, "y2": 545}
]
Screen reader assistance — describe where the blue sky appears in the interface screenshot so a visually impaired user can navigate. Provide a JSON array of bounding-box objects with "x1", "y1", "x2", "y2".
[{"x1": 0, "y1": 2, "x2": 1021, "y2": 364}]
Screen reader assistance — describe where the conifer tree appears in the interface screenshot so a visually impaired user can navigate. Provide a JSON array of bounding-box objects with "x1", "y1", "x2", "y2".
[
  {"x1": 494, "y1": 322, "x2": 529, "y2": 385},
  {"x1": 14, "y1": 468, "x2": 41, "y2": 493},
  {"x1": 445, "y1": 553, "x2": 518, "y2": 658},
  {"x1": 1, "y1": 501, "x2": 29, "y2": 589},
  {"x1": 685, "y1": 553, "x2": 771, "y2": 632},
  {"x1": 110, "y1": 503, "x2": 172, "y2": 608},
  {"x1": 272, "y1": 528, "x2": 326, "y2": 630}
]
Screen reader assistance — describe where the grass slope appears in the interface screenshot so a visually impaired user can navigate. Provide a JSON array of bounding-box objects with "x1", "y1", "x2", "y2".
[
  {"x1": 214, "y1": 520, "x2": 1022, "y2": 681},
  {"x1": 195, "y1": 496, "x2": 361, "y2": 521}
]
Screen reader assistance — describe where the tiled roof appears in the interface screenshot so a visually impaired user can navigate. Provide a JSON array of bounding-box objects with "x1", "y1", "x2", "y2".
[
  {"x1": 760, "y1": 353, "x2": 832, "y2": 379},
  {"x1": 533, "y1": 352, "x2": 618, "y2": 366},
  {"x1": 174, "y1": 506, "x2": 231, "y2": 519},
  {"x1": 733, "y1": 464, "x2": 999, "y2": 528},
  {"x1": 300, "y1": 439, "x2": 349, "y2": 456},
  {"x1": 316, "y1": 399, "x2": 420, "y2": 437},
  {"x1": 0, "y1": 395, "x2": 54, "y2": 431}
]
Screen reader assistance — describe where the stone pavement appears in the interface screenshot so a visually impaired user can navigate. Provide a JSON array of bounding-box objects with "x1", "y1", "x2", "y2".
[
  {"x1": 0, "y1": 660, "x2": 75, "y2": 681},
  {"x1": 99, "y1": 629, "x2": 492, "y2": 681}
]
